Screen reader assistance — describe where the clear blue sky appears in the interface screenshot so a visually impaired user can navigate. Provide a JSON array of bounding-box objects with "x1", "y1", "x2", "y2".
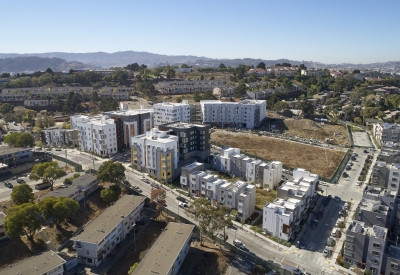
[{"x1": 1, "y1": 0, "x2": 399, "y2": 64}]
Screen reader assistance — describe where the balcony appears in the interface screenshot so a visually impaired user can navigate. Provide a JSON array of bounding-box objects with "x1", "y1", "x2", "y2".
[{"x1": 73, "y1": 243, "x2": 83, "y2": 250}]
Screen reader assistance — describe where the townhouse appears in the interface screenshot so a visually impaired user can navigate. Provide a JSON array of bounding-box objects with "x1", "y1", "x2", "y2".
[
  {"x1": 0, "y1": 250, "x2": 66, "y2": 275},
  {"x1": 131, "y1": 222, "x2": 194, "y2": 275},
  {"x1": 0, "y1": 148, "x2": 33, "y2": 166},
  {"x1": 40, "y1": 174, "x2": 99, "y2": 202},
  {"x1": 200, "y1": 99, "x2": 266, "y2": 129},
  {"x1": 153, "y1": 100, "x2": 191, "y2": 127},
  {"x1": 247, "y1": 89, "x2": 275, "y2": 100},
  {"x1": 98, "y1": 87, "x2": 132, "y2": 100},
  {"x1": 71, "y1": 115, "x2": 117, "y2": 157},
  {"x1": 71, "y1": 195, "x2": 145, "y2": 266},
  {"x1": 373, "y1": 123, "x2": 400, "y2": 146},
  {"x1": 180, "y1": 162, "x2": 256, "y2": 221},
  {"x1": 212, "y1": 86, "x2": 236, "y2": 98},
  {"x1": 156, "y1": 80, "x2": 228, "y2": 94},
  {"x1": 131, "y1": 128, "x2": 179, "y2": 181},
  {"x1": 0, "y1": 211, "x2": 7, "y2": 240},
  {"x1": 41, "y1": 127, "x2": 79, "y2": 147},
  {"x1": 371, "y1": 150, "x2": 400, "y2": 193},
  {"x1": 158, "y1": 122, "x2": 211, "y2": 162}
]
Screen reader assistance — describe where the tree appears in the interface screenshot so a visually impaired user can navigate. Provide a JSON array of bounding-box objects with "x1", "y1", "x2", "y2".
[
  {"x1": 218, "y1": 63, "x2": 226, "y2": 69},
  {"x1": 352, "y1": 69, "x2": 360, "y2": 74},
  {"x1": 256, "y1": 62, "x2": 266, "y2": 70},
  {"x1": 35, "y1": 115, "x2": 43, "y2": 129},
  {"x1": 99, "y1": 97, "x2": 118, "y2": 112},
  {"x1": 354, "y1": 117, "x2": 363, "y2": 124},
  {"x1": 180, "y1": 64, "x2": 189, "y2": 68},
  {"x1": 282, "y1": 109, "x2": 294, "y2": 117},
  {"x1": 91, "y1": 91, "x2": 99, "y2": 103},
  {"x1": 273, "y1": 101, "x2": 289, "y2": 111},
  {"x1": 11, "y1": 184, "x2": 34, "y2": 205},
  {"x1": 29, "y1": 161, "x2": 66, "y2": 190},
  {"x1": 128, "y1": 263, "x2": 139, "y2": 274},
  {"x1": 165, "y1": 67, "x2": 176, "y2": 79},
  {"x1": 4, "y1": 132, "x2": 35, "y2": 147},
  {"x1": 0, "y1": 103, "x2": 15, "y2": 114},
  {"x1": 100, "y1": 185, "x2": 121, "y2": 204},
  {"x1": 150, "y1": 188, "x2": 167, "y2": 204},
  {"x1": 38, "y1": 196, "x2": 79, "y2": 225},
  {"x1": 235, "y1": 83, "x2": 247, "y2": 98},
  {"x1": 342, "y1": 106, "x2": 355, "y2": 121},
  {"x1": 360, "y1": 107, "x2": 381, "y2": 119},
  {"x1": 4, "y1": 203, "x2": 41, "y2": 242},
  {"x1": 186, "y1": 198, "x2": 217, "y2": 244},
  {"x1": 297, "y1": 99, "x2": 315, "y2": 117},
  {"x1": 23, "y1": 109, "x2": 37, "y2": 124},
  {"x1": 97, "y1": 161, "x2": 126, "y2": 184},
  {"x1": 200, "y1": 75, "x2": 204, "y2": 80},
  {"x1": 217, "y1": 206, "x2": 233, "y2": 245}
]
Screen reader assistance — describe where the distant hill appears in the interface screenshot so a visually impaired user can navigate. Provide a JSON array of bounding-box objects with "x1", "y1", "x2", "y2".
[
  {"x1": 0, "y1": 56, "x2": 88, "y2": 73},
  {"x1": 0, "y1": 51, "x2": 399, "y2": 71}
]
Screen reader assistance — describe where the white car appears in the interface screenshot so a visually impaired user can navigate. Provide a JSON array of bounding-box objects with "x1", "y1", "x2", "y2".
[
  {"x1": 357, "y1": 181, "x2": 362, "y2": 186},
  {"x1": 323, "y1": 249, "x2": 329, "y2": 257},
  {"x1": 233, "y1": 240, "x2": 246, "y2": 250}
]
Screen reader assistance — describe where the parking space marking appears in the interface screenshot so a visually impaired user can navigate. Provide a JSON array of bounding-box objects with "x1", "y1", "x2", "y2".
[
  {"x1": 325, "y1": 260, "x2": 329, "y2": 265},
  {"x1": 293, "y1": 249, "x2": 298, "y2": 253},
  {"x1": 285, "y1": 250, "x2": 290, "y2": 253}
]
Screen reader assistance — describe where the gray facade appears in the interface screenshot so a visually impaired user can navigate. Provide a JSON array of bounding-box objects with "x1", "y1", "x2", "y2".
[
  {"x1": 366, "y1": 226, "x2": 387, "y2": 274},
  {"x1": 344, "y1": 221, "x2": 368, "y2": 266},
  {"x1": 180, "y1": 162, "x2": 204, "y2": 192},
  {"x1": 158, "y1": 122, "x2": 211, "y2": 162},
  {"x1": 385, "y1": 246, "x2": 400, "y2": 275}
]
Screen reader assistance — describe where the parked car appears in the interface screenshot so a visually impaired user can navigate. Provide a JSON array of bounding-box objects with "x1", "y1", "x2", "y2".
[
  {"x1": 334, "y1": 196, "x2": 340, "y2": 202},
  {"x1": 178, "y1": 201, "x2": 188, "y2": 208},
  {"x1": 233, "y1": 239, "x2": 246, "y2": 250},
  {"x1": 299, "y1": 241, "x2": 306, "y2": 249},
  {"x1": 4, "y1": 182, "x2": 13, "y2": 188},
  {"x1": 323, "y1": 249, "x2": 329, "y2": 257},
  {"x1": 176, "y1": 196, "x2": 187, "y2": 203},
  {"x1": 317, "y1": 211, "x2": 323, "y2": 219}
]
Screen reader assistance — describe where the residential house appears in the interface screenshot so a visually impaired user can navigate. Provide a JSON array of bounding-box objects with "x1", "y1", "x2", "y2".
[
  {"x1": 247, "y1": 89, "x2": 275, "y2": 100},
  {"x1": 131, "y1": 223, "x2": 194, "y2": 275},
  {"x1": 0, "y1": 147, "x2": 33, "y2": 166},
  {"x1": 213, "y1": 86, "x2": 236, "y2": 98},
  {"x1": 71, "y1": 195, "x2": 145, "y2": 266}
]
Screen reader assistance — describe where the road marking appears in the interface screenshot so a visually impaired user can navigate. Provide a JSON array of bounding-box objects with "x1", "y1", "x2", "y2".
[
  {"x1": 325, "y1": 260, "x2": 329, "y2": 265},
  {"x1": 330, "y1": 266, "x2": 335, "y2": 270},
  {"x1": 293, "y1": 249, "x2": 298, "y2": 253},
  {"x1": 286, "y1": 250, "x2": 290, "y2": 253}
]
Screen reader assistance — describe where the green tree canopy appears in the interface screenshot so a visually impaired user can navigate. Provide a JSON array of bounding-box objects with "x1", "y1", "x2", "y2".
[
  {"x1": 97, "y1": 161, "x2": 126, "y2": 184},
  {"x1": 256, "y1": 62, "x2": 266, "y2": 70},
  {"x1": 0, "y1": 103, "x2": 15, "y2": 114},
  {"x1": 11, "y1": 183, "x2": 34, "y2": 205},
  {"x1": 234, "y1": 83, "x2": 247, "y2": 98},
  {"x1": 4, "y1": 132, "x2": 35, "y2": 147},
  {"x1": 99, "y1": 97, "x2": 119, "y2": 112},
  {"x1": 360, "y1": 107, "x2": 381, "y2": 119},
  {"x1": 100, "y1": 185, "x2": 121, "y2": 204},
  {"x1": 4, "y1": 203, "x2": 41, "y2": 242},
  {"x1": 273, "y1": 101, "x2": 289, "y2": 111},
  {"x1": 38, "y1": 196, "x2": 80, "y2": 225},
  {"x1": 29, "y1": 161, "x2": 66, "y2": 189},
  {"x1": 218, "y1": 63, "x2": 226, "y2": 69},
  {"x1": 297, "y1": 99, "x2": 315, "y2": 117}
]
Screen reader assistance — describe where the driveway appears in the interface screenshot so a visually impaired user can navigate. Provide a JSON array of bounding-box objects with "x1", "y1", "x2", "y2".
[{"x1": 352, "y1": 132, "x2": 373, "y2": 147}]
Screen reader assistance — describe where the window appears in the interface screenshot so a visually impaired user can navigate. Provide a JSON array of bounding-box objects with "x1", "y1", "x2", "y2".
[
  {"x1": 389, "y1": 272, "x2": 397, "y2": 275},
  {"x1": 372, "y1": 251, "x2": 379, "y2": 257},
  {"x1": 344, "y1": 250, "x2": 352, "y2": 257},
  {"x1": 371, "y1": 259, "x2": 378, "y2": 265},
  {"x1": 373, "y1": 243, "x2": 380, "y2": 249},
  {"x1": 87, "y1": 258, "x2": 93, "y2": 263},
  {"x1": 392, "y1": 263, "x2": 399, "y2": 270},
  {"x1": 391, "y1": 184, "x2": 397, "y2": 188},
  {"x1": 346, "y1": 236, "x2": 354, "y2": 242}
]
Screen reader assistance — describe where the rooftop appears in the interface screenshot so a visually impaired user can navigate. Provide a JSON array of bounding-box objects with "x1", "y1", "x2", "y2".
[
  {"x1": 0, "y1": 250, "x2": 66, "y2": 275},
  {"x1": 103, "y1": 109, "x2": 153, "y2": 116},
  {"x1": 0, "y1": 147, "x2": 32, "y2": 156},
  {"x1": 357, "y1": 198, "x2": 389, "y2": 215},
  {"x1": 348, "y1": 220, "x2": 366, "y2": 234},
  {"x1": 131, "y1": 222, "x2": 194, "y2": 275},
  {"x1": 71, "y1": 195, "x2": 145, "y2": 244},
  {"x1": 182, "y1": 162, "x2": 203, "y2": 171},
  {"x1": 161, "y1": 122, "x2": 209, "y2": 129},
  {"x1": 370, "y1": 225, "x2": 387, "y2": 240}
]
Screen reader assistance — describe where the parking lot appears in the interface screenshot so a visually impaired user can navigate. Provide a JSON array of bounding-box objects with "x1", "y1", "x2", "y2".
[{"x1": 352, "y1": 131, "x2": 373, "y2": 147}]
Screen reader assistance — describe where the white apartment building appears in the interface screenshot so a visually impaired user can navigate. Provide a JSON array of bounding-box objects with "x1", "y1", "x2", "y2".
[
  {"x1": 71, "y1": 115, "x2": 117, "y2": 156},
  {"x1": 71, "y1": 195, "x2": 145, "y2": 266},
  {"x1": 0, "y1": 250, "x2": 66, "y2": 275},
  {"x1": 293, "y1": 168, "x2": 319, "y2": 193},
  {"x1": 0, "y1": 211, "x2": 7, "y2": 240},
  {"x1": 131, "y1": 128, "x2": 179, "y2": 181},
  {"x1": 200, "y1": 99, "x2": 267, "y2": 129},
  {"x1": 212, "y1": 147, "x2": 240, "y2": 172},
  {"x1": 263, "y1": 197, "x2": 301, "y2": 241},
  {"x1": 153, "y1": 100, "x2": 191, "y2": 127},
  {"x1": 262, "y1": 161, "x2": 283, "y2": 189},
  {"x1": 373, "y1": 122, "x2": 400, "y2": 146}
]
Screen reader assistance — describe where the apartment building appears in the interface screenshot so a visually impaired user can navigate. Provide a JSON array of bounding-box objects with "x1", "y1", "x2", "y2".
[
  {"x1": 385, "y1": 246, "x2": 400, "y2": 275},
  {"x1": 71, "y1": 195, "x2": 145, "y2": 266},
  {"x1": 131, "y1": 222, "x2": 194, "y2": 275},
  {"x1": 212, "y1": 147, "x2": 240, "y2": 173},
  {"x1": 371, "y1": 151, "x2": 400, "y2": 193},
  {"x1": 131, "y1": 128, "x2": 179, "y2": 181},
  {"x1": 40, "y1": 174, "x2": 99, "y2": 202},
  {"x1": 263, "y1": 197, "x2": 301, "y2": 241},
  {"x1": 180, "y1": 164, "x2": 256, "y2": 220},
  {"x1": 41, "y1": 127, "x2": 79, "y2": 147},
  {"x1": 373, "y1": 123, "x2": 400, "y2": 146},
  {"x1": 156, "y1": 80, "x2": 228, "y2": 94},
  {"x1": 0, "y1": 211, "x2": 7, "y2": 240},
  {"x1": 158, "y1": 122, "x2": 211, "y2": 161},
  {"x1": 103, "y1": 109, "x2": 153, "y2": 149},
  {"x1": 200, "y1": 99, "x2": 266, "y2": 129},
  {"x1": 153, "y1": 100, "x2": 191, "y2": 127},
  {"x1": 344, "y1": 220, "x2": 368, "y2": 267},
  {"x1": 212, "y1": 86, "x2": 236, "y2": 98},
  {"x1": 247, "y1": 89, "x2": 275, "y2": 100},
  {"x1": 0, "y1": 147, "x2": 33, "y2": 166},
  {"x1": 0, "y1": 250, "x2": 66, "y2": 275},
  {"x1": 366, "y1": 226, "x2": 387, "y2": 274},
  {"x1": 71, "y1": 115, "x2": 117, "y2": 156}
]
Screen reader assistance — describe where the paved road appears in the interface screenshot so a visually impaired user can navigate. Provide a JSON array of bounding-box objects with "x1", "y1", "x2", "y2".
[{"x1": 352, "y1": 132, "x2": 373, "y2": 148}]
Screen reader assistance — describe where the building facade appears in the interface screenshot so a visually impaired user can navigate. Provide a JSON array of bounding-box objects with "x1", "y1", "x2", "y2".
[
  {"x1": 41, "y1": 127, "x2": 79, "y2": 147},
  {"x1": 373, "y1": 123, "x2": 400, "y2": 146},
  {"x1": 0, "y1": 211, "x2": 7, "y2": 240},
  {"x1": 153, "y1": 100, "x2": 191, "y2": 127}
]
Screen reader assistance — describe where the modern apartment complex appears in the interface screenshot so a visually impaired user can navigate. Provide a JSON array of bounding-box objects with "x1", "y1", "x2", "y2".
[
  {"x1": 200, "y1": 99, "x2": 266, "y2": 129},
  {"x1": 71, "y1": 115, "x2": 117, "y2": 156},
  {"x1": 131, "y1": 222, "x2": 195, "y2": 275},
  {"x1": 71, "y1": 195, "x2": 145, "y2": 266},
  {"x1": 212, "y1": 146, "x2": 282, "y2": 189},
  {"x1": 103, "y1": 109, "x2": 153, "y2": 149},
  {"x1": 371, "y1": 150, "x2": 400, "y2": 194},
  {"x1": 158, "y1": 122, "x2": 211, "y2": 161},
  {"x1": 131, "y1": 128, "x2": 179, "y2": 181},
  {"x1": 0, "y1": 250, "x2": 66, "y2": 275},
  {"x1": 41, "y1": 127, "x2": 79, "y2": 147},
  {"x1": 0, "y1": 211, "x2": 7, "y2": 240},
  {"x1": 153, "y1": 100, "x2": 190, "y2": 127},
  {"x1": 156, "y1": 80, "x2": 228, "y2": 94},
  {"x1": 373, "y1": 123, "x2": 400, "y2": 146},
  {"x1": 180, "y1": 162, "x2": 256, "y2": 221}
]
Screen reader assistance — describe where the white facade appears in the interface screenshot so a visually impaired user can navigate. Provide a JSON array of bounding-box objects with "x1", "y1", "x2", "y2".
[
  {"x1": 213, "y1": 147, "x2": 240, "y2": 172},
  {"x1": 293, "y1": 168, "x2": 319, "y2": 193},
  {"x1": 386, "y1": 163, "x2": 400, "y2": 195},
  {"x1": 153, "y1": 100, "x2": 191, "y2": 127},
  {"x1": 373, "y1": 122, "x2": 400, "y2": 146},
  {"x1": 71, "y1": 196, "x2": 145, "y2": 267},
  {"x1": 71, "y1": 115, "x2": 117, "y2": 156},
  {"x1": 200, "y1": 99, "x2": 266, "y2": 129},
  {"x1": 263, "y1": 161, "x2": 283, "y2": 189}
]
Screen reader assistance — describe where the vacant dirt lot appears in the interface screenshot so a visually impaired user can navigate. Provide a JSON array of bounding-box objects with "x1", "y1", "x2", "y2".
[
  {"x1": 266, "y1": 114, "x2": 349, "y2": 146},
  {"x1": 211, "y1": 132, "x2": 345, "y2": 179}
]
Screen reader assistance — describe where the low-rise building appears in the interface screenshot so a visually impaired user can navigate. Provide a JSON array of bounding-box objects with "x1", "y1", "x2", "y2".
[
  {"x1": 0, "y1": 211, "x2": 7, "y2": 240},
  {"x1": 41, "y1": 127, "x2": 79, "y2": 147},
  {"x1": 131, "y1": 128, "x2": 179, "y2": 181},
  {"x1": 153, "y1": 100, "x2": 191, "y2": 127},
  {"x1": 0, "y1": 250, "x2": 66, "y2": 275},
  {"x1": 71, "y1": 195, "x2": 145, "y2": 266},
  {"x1": 0, "y1": 147, "x2": 33, "y2": 166},
  {"x1": 373, "y1": 123, "x2": 400, "y2": 146},
  {"x1": 131, "y1": 222, "x2": 194, "y2": 275},
  {"x1": 40, "y1": 174, "x2": 99, "y2": 202},
  {"x1": 344, "y1": 220, "x2": 368, "y2": 267}
]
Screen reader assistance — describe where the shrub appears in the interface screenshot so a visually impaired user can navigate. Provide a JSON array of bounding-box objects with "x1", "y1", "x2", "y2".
[
  {"x1": 55, "y1": 233, "x2": 64, "y2": 242},
  {"x1": 128, "y1": 262, "x2": 139, "y2": 274},
  {"x1": 36, "y1": 236, "x2": 45, "y2": 244}
]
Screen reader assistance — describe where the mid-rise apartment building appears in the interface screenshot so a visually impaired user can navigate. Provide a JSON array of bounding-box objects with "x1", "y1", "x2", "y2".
[
  {"x1": 153, "y1": 100, "x2": 191, "y2": 127},
  {"x1": 371, "y1": 151, "x2": 400, "y2": 194},
  {"x1": 180, "y1": 163, "x2": 256, "y2": 221},
  {"x1": 41, "y1": 127, "x2": 79, "y2": 147},
  {"x1": 131, "y1": 222, "x2": 194, "y2": 275},
  {"x1": 156, "y1": 80, "x2": 228, "y2": 94},
  {"x1": 71, "y1": 115, "x2": 117, "y2": 156},
  {"x1": 385, "y1": 246, "x2": 400, "y2": 275},
  {"x1": 131, "y1": 128, "x2": 179, "y2": 181},
  {"x1": 200, "y1": 99, "x2": 266, "y2": 129},
  {"x1": 71, "y1": 195, "x2": 145, "y2": 266},
  {"x1": 373, "y1": 123, "x2": 400, "y2": 146},
  {"x1": 0, "y1": 250, "x2": 66, "y2": 275},
  {"x1": 158, "y1": 122, "x2": 211, "y2": 161},
  {"x1": 0, "y1": 211, "x2": 7, "y2": 240}
]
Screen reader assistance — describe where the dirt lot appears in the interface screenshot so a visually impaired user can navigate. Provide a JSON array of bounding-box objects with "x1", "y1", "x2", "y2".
[
  {"x1": 211, "y1": 132, "x2": 345, "y2": 179},
  {"x1": 266, "y1": 113, "x2": 349, "y2": 146}
]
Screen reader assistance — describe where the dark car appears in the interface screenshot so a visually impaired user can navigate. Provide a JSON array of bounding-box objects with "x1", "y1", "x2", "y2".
[
  {"x1": 300, "y1": 241, "x2": 306, "y2": 249},
  {"x1": 342, "y1": 172, "x2": 348, "y2": 178},
  {"x1": 323, "y1": 198, "x2": 330, "y2": 206},
  {"x1": 317, "y1": 211, "x2": 323, "y2": 219},
  {"x1": 310, "y1": 220, "x2": 318, "y2": 229},
  {"x1": 364, "y1": 149, "x2": 369, "y2": 153}
]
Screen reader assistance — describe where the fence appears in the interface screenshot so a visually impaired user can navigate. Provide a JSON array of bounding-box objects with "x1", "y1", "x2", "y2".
[
  {"x1": 52, "y1": 154, "x2": 82, "y2": 172},
  {"x1": 330, "y1": 149, "x2": 353, "y2": 184}
]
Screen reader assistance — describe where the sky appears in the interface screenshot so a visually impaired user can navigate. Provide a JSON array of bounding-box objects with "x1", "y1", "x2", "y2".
[{"x1": 1, "y1": 0, "x2": 399, "y2": 64}]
